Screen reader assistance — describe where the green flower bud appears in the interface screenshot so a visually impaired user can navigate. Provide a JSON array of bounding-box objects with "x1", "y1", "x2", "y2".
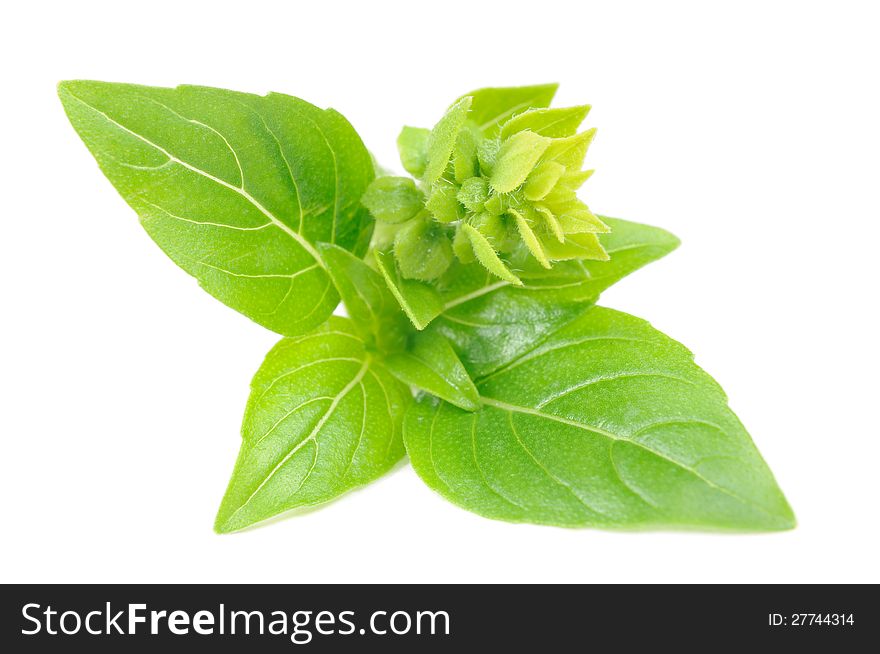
[
  {"x1": 457, "y1": 177, "x2": 489, "y2": 213},
  {"x1": 425, "y1": 181, "x2": 462, "y2": 223},
  {"x1": 361, "y1": 176, "x2": 424, "y2": 224},
  {"x1": 393, "y1": 213, "x2": 454, "y2": 281},
  {"x1": 368, "y1": 84, "x2": 611, "y2": 284},
  {"x1": 490, "y1": 130, "x2": 551, "y2": 193}
]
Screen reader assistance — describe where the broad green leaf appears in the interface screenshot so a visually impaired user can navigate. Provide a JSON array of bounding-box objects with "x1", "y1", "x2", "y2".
[
  {"x1": 373, "y1": 249, "x2": 443, "y2": 330},
  {"x1": 317, "y1": 243, "x2": 408, "y2": 353},
  {"x1": 430, "y1": 216, "x2": 680, "y2": 376},
  {"x1": 461, "y1": 84, "x2": 559, "y2": 136},
  {"x1": 215, "y1": 317, "x2": 410, "y2": 533},
  {"x1": 489, "y1": 130, "x2": 552, "y2": 193},
  {"x1": 58, "y1": 80, "x2": 374, "y2": 336},
  {"x1": 500, "y1": 105, "x2": 592, "y2": 139},
  {"x1": 385, "y1": 331, "x2": 480, "y2": 412},
  {"x1": 423, "y1": 96, "x2": 472, "y2": 187},
  {"x1": 405, "y1": 307, "x2": 795, "y2": 531},
  {"x1": 397, "y1": 126, "x2": 430, "y2": 177}
]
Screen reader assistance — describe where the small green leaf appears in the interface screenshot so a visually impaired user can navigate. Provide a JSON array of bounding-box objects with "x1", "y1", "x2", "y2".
[
  {"x1": 215, "y1": 317, "x2": 410, "y2": 532},
  {"x1": 462, "y1": 224, "x2": 523, "y2": 286},
  {"x1": 560, "y1": 168, "x2": 594, "y2": 190},
  {"x1": 542, "y1": 128, "x2": 597, "y2": 168},
  {"x1": 500, "y1": 105, "x2": 591, "y2": 139},
  {"x1": 482, "y1": 192, "x2": 506, "y2": 217},
  {"x1": 457, "y1": 177, "x2": 490, "y2": 213},
  {"x1": 477, "y1": 138, "x2": 501, "y2": 175},
  {"x1": 555, "y1": 204, "x2": 611, "y2": 234},
  {"x1": 425, "y1": 181, "x2": 462, "y2": 223},
  {"x1": 374, "y1": 249, "x2": 443, "y2": 330},
  {"x1": 385, "y1": 331, "x2": 480, "y2": 411},
  {"x1": 317, "y1": 243, "x2": 408, "y2": 352},
  {"x1": 59, "y1": 80, "x2": 375, "y2": 336},
  {"x1": 405, "y1": 307, "x2": 794, "y2": 531},
  {"x1": 510, "y1": 208, "x2": 550, "y2": 269},
  {"x1": 423, "y1": 96, "x2": 473, "y2": 186},
  {"x1": 393, "y1": 214, "x2": 454, "y2": 281},
  {"x1": 542, "y1": 233, "x2": 610, "y2": 261},
  {"x1": 452, "y1": 226, "x2": 476, "y2": 263},
  {"x1": 490, "y1": 130, "x2": 552, "y2": 193},
  {"x1": 523, "y1": 161, "x2": 566, "y2": 201},
  {"x1": 470, "y1": 211, "x2": 509, "y2": 244},
  {"x1": 535, "y1": 205, "x2": 565, "y2": 242},
  {"x1": 361, "y1": 176, "x2": 424, "y2": 224},
  {"x1": 541, "y1": 184, "x2": 578, "y2": 206},
  {"x1": 453, "y1": 125, "x2": 479, "y2": 183},
  {"x1": 397, "y1": 126, "x2": 431, "y2": 177},
  {"x1": 462, "y1": 83, "x2": 559, "y2": 136}
]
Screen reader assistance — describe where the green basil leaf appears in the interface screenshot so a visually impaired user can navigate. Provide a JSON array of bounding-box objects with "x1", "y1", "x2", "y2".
[
  {"x1": 500, "y1": 105, "x2": 592, "y2": 139},
  {"x1": 215, "y1": 317, "x2": 409, "y2": 532},
  {"x1": 373, "y1": 249, "x2": 444, "y2": 330},
  {"x1": 405, "y1": 307, "x2": 795, "y2": 531},
  {"x1": 397, "y1": 126, "x2": 431, "y2": 177},
  {"x1": 489, "y1": 130, "x2": 552, "y2": 194},
  {"x1": 317, "y1": 243, "x2": 408, "y2": 353},
  {"x1": 361, "y1": 176, "x2": 424, "y2": 224},
  {"x1": 461, "y1": 83, "x2": 558, "y2": 136},
  {"x1": 432, "y1": 216, "x2": 680, "y2": 376},
  {"x1": 385, "y1": 331, "x2": 480, "y2": 412},
  {"x1": 58, "y1": 80, "x2": 374, "y2": 336},
  {"x1": 423, "y1": 96, "x2": 473, "y2": 187}
]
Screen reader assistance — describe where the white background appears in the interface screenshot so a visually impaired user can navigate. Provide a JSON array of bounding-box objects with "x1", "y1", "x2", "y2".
[{"x1": 2, "y1": 0, "x2": 878, "y2": 584}]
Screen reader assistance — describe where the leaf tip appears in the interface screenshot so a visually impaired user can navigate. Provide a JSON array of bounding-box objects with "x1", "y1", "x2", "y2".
[
  {"x1": 213, "y1": 500, "x2": 254, "y2": 534},
  {"x1": 213, "y1": 491, "x2": 251, "y2": 534},
  {"x1": 57, "y1": 79, "x2": 94, "y2": 101},
  {"x1": 771, "y1": 498, "x2": 797, "y2": 531},
  {"x1": 213, "y1": 512, "x2": 237, "y2": 535},
  {"x1": 57, "y1": 80, "x2": 79, "y2": 106}
]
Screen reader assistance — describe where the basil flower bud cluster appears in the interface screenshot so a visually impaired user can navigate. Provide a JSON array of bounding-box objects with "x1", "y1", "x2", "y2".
[{"x1": 362, "y1": 93, "x2": 609, "y2": 285}]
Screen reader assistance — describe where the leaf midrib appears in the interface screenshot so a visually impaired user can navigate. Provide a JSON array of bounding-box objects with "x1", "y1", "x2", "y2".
[
  {"x1": 226, "y1": 357, "x2": 371, "y2": 525},
  {"x1": 478, "y1": 395, "x2": 781, "y2": 521}
]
